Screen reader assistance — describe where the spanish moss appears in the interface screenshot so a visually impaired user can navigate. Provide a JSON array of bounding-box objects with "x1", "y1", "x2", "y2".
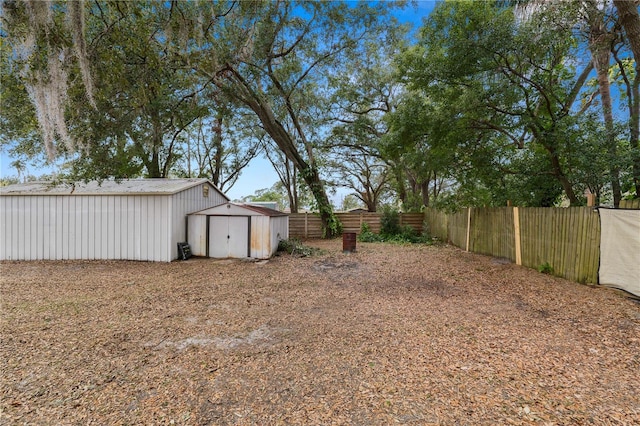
[{"x1": 67, "y1": 0, "x2": 96, "y2": 109}]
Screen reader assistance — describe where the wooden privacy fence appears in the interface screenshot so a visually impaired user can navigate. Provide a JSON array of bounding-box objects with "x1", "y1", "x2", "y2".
[
  {"x1": 289, "y1": 212, "x2": 424, "y2": 239},
  {"x1": 290, "y1": 208, "x2": 603, "y2": 283},
  {"x1": 620, "y1": 199, "x2": 640, "y2": 209},
  {"x1": 424, "y1": 207, "x2": 601, "y2": 284}
]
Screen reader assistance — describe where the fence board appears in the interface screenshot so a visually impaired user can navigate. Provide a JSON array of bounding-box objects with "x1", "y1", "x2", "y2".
[
  {"x1": 288, "y1": 213, "x2": 323, "y2": 239},
  {"x1": 469, "y1": 207, "x2": 515, "y2": 260},
  {"x1": 398, "y1": 213, "x2": 425, "y2": 232},
  {"x1": 423, "y1": 206, "x2": 600, "y2": 285},
  {"x1": 424, "y1": 208, "x2": 448, "y2": 240},
  {"x1": 288, "y1": 212, "x2": 423, "y2": 239},
  {"x1": 293, "y1": 206, "x2": 602, "y2": 285},
  {"x1": 620, "y1": 199, "x2": 640, "y2": 209},
  {"x1": 448, "y1": 209, "x2": 469, "y2": 248}
]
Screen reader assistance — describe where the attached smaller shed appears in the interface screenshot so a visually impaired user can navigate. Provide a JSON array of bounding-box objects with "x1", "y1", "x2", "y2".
[{"x1": 188, "y1": 203, "x2": 288, "y2": 259}]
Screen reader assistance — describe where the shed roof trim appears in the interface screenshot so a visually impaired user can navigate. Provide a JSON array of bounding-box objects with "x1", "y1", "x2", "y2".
[
  {"x1": 190, "y1": 202, "x2": 288, "y2": 217},
  {"x1": 0, "y1": 178, "x2": 228, "y2": 197}
]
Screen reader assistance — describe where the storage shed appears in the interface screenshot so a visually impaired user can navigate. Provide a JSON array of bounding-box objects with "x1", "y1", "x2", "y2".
[
  {"x1": 0, "y1": 179, "x2": 227, "y2": 262},
  {"x1": 188, "y1": 203, "x2": 288, "y2": 259}
]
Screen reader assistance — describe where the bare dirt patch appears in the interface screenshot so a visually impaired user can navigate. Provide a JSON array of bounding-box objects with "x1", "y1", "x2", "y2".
[{"x1": 1, "y1": 240, "x2": 639, "y2": 425}]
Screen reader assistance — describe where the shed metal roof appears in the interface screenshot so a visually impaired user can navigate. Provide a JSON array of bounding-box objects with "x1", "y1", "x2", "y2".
[
  {"x1": 0, "y1": 178, "x2": 227, "y2": 197},
  {"x1": 190, "y1": 202, "x2": 288, "y2": 217},
  {"x1": 240, "y1": 203, "x2": 289, "y2": 217}
]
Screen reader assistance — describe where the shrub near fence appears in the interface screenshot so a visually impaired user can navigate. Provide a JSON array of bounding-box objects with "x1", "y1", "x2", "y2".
[{"x1": 423, "y1": 207, "x2": 601, "y2": 284}]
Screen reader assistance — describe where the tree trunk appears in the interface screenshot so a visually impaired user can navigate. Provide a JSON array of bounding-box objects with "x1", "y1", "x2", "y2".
[
  {"x1": 613, "y1": 0, "x2": 640, "y2": 62},
  {"x1": 587, "y1": 4, "x2": 622, "y2": 206},
  {"x1": 361, "y1": 189, "x2": 377, "y2": 212},
  {"x1": 529, "y1": 122, "x2": 579, "y2": 205},
  {"x1": 287, "y1": 162, "x2": 299, "y2": 213},
  {"x1": 392, "y1": 165, "x2": 408, "y2": 207},
  {"x1": 613, "y1": 0, "x2": 640, "y2": 197},
  {"x1": 550, "y1": 149, "x2": 579, "y2": 205},
  {"x1": 631, "y1": 72, "x2": 640, "y2": 198},
  {"x1": 211, "y1": 114, "x2": 223, "y2": 188},
  {"x1": 420, "y1": 180, "x2": 430, "y2": 208},
  {"x1": 139, "y1": 109, "x2": 163, "y2": 178},
  {"x1": 241, "y1": 91, "x2": 339, "y2": 236}
]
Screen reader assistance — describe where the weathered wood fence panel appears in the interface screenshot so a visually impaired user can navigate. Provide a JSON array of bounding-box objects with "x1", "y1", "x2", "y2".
[
  {"x1": 423, "y1": 207, "x2": 601, "y2": 284},
  {"x1": 398, "y1": 213, "x2": 425, "y2": 233},
  {"x1": 448, "y1": 209, "x2": 469, "y2": 249},
  {"x1": 288, "y1": 213, "x2": 323, "y2": 239},
  {"x1": 288, "y1": 212, "x2": 424, "y2": 239},
  {"x1": 470, "y1": 207, "x2": 515, "y2": 261},
  {"x1": 518, "y1": 207, "x2": 600, "y2": 284},
  {"x1": 424, "y1": 208, "x2": 448, "y2": 240},
  {"x1": 338, "y1": 213, "x2": 382, "y2": 234},
  {"x1": 620, "y1": 199, "x2": 640, "y2": 209}
]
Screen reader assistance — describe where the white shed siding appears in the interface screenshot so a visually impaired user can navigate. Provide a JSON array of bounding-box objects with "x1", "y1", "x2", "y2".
[
  {"x1": 249, "y1": 215, "x2": 288, "y2": 259},
  {"x1": 0, "y1": 179, "x2": 227, "y2": 262},
  {"x1": 187, "y1": 215, "x2": 207, "y2": 256},
  {"x1": 270, "y1": 216, "x2": 289, "y2": 256},
  {"x1": 171, "y1": 183, "x2": 227, "y2": 260},
  {"x1": 250, "y1": 216, "x2": 270, "y2": 259},
  {"x1": 0, "y1": 194, "x2": 173, "y2": 261}
]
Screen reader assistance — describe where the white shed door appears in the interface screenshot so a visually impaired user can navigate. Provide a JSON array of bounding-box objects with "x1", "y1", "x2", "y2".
[{"x1": 209, "y1": 216, "x2": 249, "y2": 258}]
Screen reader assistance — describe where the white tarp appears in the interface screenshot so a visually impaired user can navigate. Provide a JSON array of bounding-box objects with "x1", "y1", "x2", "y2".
[{"x1": 599, "y1": 208, "x2": 640, "y2": 297}]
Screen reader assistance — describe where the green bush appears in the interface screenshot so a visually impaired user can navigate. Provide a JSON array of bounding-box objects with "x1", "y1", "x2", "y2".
[
  {"x1": 357, "y1": 220, "x2": 431, "y2": 245},
  {"x1": 380, "y1": 206, "x2": 401, "y2": 237},
  {"x1": 322, "y1": 213, "x2": 343, "y2": 239},
  {"x1": 358, "y1": 222, "x2": 384, "y2": 242},
  {"x1": 538, "y1": 262, "x2": 554, "y2": 275},
  {"x1": 277, "y1": 238, "x2": 323, "y2": 257}
]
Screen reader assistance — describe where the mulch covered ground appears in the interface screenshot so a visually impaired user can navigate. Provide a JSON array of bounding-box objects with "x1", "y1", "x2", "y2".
[{"x1": 1, "y1": 240, "x2": 639, "y2": 425}]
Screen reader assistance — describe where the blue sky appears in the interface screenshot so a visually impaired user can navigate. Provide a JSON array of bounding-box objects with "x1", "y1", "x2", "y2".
[
  {"x1": 0, "y1": 1, "x2": 438, "y2": 205},
  {"x1": 221, "y1": 1, "x2": 438, "y2": 203}
]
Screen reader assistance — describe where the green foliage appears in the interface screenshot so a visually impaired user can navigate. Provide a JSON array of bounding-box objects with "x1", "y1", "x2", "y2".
[
  {"x1": 241, "y1": 184, "x2": 289, "y2": 211},
  {"x1": 358, "y1": 222, "x2": 384, "y2": 242},
  {"x1": 538, "y1": 262, "x2": 554, "y2": 275},
  {"x1": 392, "y1": 0, "x2": 636, "y2": 207},
  {"x1": 386, "y1": 225, "x2": 432, "y2": 244},
  {"x1": 0, "y1": 177, "x2": 20, "y2": 187},
  {"x1": 322, "y1": 212, "x2": 343, "y2": 239},
  {"x1": 357, "y1": 217, "x2": 431, "y2": 245},
  {"x1": 5, "y1": 0, "x2": 637, "y2": 209},
  {"x1": 380, "y1": 206, "x2": 402, "y2": 237},
  {"x1": 277, "y1": 238, "x2": 323, "y2": 257},
  {"x1": 339, "y1": 194, "x2": 364, "y2": 212}
]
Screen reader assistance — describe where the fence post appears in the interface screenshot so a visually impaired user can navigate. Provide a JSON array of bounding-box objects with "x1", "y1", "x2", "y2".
[
  {"x1": 304, "y1": 212, "x2": 308, "y2": 238},
  {"x1": 466, "y1": 208, "x2": 472, "y2": 252},
  {"x1": 513, "y1": 207, "x2": 522, "y2": 265}
]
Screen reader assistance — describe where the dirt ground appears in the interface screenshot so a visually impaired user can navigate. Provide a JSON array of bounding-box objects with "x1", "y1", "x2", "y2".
[{"x1": 1, "y1": 240, "x2": 639, "y2": 425}]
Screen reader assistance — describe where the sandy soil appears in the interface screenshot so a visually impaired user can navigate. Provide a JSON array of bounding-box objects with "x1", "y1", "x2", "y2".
[{"x1": 1, "y1": 239, "x2": 639, "y2": 425}]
